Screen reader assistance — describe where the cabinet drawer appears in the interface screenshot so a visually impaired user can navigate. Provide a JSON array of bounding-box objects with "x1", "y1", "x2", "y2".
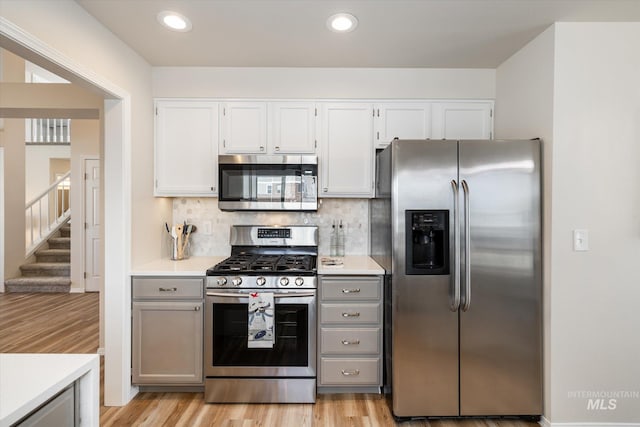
[
  {"x1": 321, "y1": 276, "x2": 381, "y2": 301},
  {"x1": 320, "y1": 357, "x2": 380, "y2": 385},
  {"x1": 321, "y1": 327, "x2": 380, "y2": 355},
  {"x1": 132, "y1": 277, "x2": 203, "y2": 299},
  {"x1": 321, "y1": 303, "x2": 381, "y2": 324}
]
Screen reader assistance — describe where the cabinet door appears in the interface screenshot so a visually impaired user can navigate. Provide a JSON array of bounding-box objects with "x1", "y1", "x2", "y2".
[
  {"x1": 132, "y1": 301, "x2": 203, "y2": 385},
  {"x1": 269, "y1": 102, "x2": 317, "y2": 154},
  {"x1": 319, "y1": 103, "x2": 374, "y2": 197},
  {"x1": 374, "y1": 103, "x2": 432, "y2": 148},
  {"x1": 220, "y1": 102, "x2": 267, "y2": 153},
  {"x1": 155, "y1": 100, "x2": 219, "y2": 196},
  {"x1": 431, "y1": 101, "x2": 493, "y2": 140},
  {"x1": 19, "y1": 385, "x2": 75, "y2": 427}
]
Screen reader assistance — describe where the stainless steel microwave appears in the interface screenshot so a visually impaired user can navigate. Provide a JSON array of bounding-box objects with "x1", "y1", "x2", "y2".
[{"x1": 218, "y1": 155, "x2": 318, "y2": 211}]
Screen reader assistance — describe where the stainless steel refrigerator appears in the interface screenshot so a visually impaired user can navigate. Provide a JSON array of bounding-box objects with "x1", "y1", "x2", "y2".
[{"x1": 370, "y1": 139, "x2": 542, "y2": 418}]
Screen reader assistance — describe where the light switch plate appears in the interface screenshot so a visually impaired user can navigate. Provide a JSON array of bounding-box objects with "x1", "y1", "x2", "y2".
[{"x1": 573, "y1": 229, "x2": 589, "y2": 251}]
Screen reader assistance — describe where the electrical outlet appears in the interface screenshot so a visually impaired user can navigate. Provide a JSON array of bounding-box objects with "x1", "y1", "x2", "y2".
[{"x1": 203, "y1": 221, "x2": 212, "y2": 235}]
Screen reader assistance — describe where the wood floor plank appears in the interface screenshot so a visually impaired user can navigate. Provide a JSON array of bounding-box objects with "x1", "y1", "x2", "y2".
[{"x1": 0, "y1": 292, "x2": 540, "y2": 426}]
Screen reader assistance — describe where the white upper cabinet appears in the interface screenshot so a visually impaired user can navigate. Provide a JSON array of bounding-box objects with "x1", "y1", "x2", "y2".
[
  {"x1": 220, "y1": 101, "x2": 317, "y2": 154},
  {"x1": 319, "y1": 103, "x2": 374, "y2": 198},
  {"x1": 154, "y1": 100, "x2": 219, "y2": 197},
  {"x1": 374, "y1": 103, "x2": 432, "y2": 148},
  {"x1": 220, "y1": 101, "x2": 268, "y2": 154},
  {"x1": 269, "y1": 102, "x2": 317, "y2": 154},
  {"x1": 431, "y1": 101, "x2": 493, "y2": 140}
]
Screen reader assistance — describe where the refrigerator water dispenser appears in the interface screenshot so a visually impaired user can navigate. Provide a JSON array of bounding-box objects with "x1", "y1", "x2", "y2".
[{"x1": 406, "y1": 210, "x2": 449, "y2": 275}]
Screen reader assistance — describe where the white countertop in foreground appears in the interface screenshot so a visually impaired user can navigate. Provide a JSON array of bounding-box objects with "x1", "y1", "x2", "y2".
[
  {"x1": 318, "y1": 255, "x2": 385, "y2": 275},
  {"x1": 0, "y1": 353, "x2": 100, "y2": 427},
  {"x1": 131, "y1": 256, "x2": 226, "y2": 276}
]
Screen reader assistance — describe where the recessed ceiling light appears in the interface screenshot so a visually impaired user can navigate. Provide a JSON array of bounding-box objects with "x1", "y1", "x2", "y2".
[
  {"x1": 157, "y1": 11, "x2": 192, "y2": 32},
  {"x1": 327, "y1": 13, "x2": 358, "y2": 33}
]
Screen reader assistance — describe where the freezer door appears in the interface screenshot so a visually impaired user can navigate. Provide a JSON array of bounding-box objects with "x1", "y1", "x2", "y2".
[
  {"x1": 458, "y1": 139, "x2": 542, "y2": 416},
  {"x1": 390, "y1": 140, "x2": 459, "y2": 417}
]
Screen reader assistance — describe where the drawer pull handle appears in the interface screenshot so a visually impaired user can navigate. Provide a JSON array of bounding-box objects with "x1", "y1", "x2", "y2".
[
  {"x1": 342, "y1": 288, "x2": 361, "y2": 294},
  {"x1": 341, "y1": 339, "x2": 360, "y2": 345},
  {"x1": 159, "y1": 287, "x2": 178, "y2": 292},
  {"x1": 341, "y1": 369, "x2": 360, "y2": 376},
  {"x1": 342, "y1": 312, "x2": 360, "y2": 318}
]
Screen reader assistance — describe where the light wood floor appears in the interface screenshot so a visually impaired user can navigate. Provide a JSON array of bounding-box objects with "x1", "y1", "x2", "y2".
[{"x1": 0, "y1": 292, "x2": 539, "y2": 426}]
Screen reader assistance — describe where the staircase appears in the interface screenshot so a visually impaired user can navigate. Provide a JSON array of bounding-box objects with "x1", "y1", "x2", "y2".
[{"x1": 5, "y1": 223, "x2": 71, "y2": 293}]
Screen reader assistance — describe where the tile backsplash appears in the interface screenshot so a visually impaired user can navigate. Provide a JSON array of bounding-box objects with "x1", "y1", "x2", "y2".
[{"x1": 171, "y1": 198, "x2": 369, "y2": 256}]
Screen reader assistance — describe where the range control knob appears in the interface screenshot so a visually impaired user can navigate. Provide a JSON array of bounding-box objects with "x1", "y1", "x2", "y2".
[
  {"x1": 217, "y1": 277, "x2": 227, "y2": 287},
  {"x1": 279, "y1": 277, "x2": 290, "y2": 287},
  {"x1": 256, "y1": 276, "x2": 266, "y2": 286},
  {"x1": 231, "y1": 277, "x2": 242, "y2": 287},
  {"x1": 295, "y1": 277, "x2": 304, "y2": 287}
]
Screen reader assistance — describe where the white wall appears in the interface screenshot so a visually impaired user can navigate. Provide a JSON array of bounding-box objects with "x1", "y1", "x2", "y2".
[
  {"x1": 550, "y1": 22, "x2": 640, "y2": 424},
  {"x1": 495, "y1": 24, "x2": 555, "y2": 420},
  {"x1": 25, "y1": 145, "x2": 71, "y2": 201},
  {"x1": 1, "y1": 0, "x2": 165, "y2": 406},
  {"x1": 153, "y1": 67, "x2": 496, "y2": 99},
  {"x1": 496, "y1": 22, "x2": 640, "y2": 424}
]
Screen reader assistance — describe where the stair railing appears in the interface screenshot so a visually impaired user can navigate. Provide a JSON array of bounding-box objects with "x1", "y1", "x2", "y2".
[
  {"x1": 25, "y1": 171, "x2": 71, "y2": 257},
  {"x1": 26, "y1": 118, "x2": 71, "y2": 144}
]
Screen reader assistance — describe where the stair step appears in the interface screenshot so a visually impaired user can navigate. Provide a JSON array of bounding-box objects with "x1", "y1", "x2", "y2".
[
  {"x1": 35, "y1": 249, "x2": 71, "y2": 263},
  {"x1": 20, "y1": 263, "x2": 70, "y2": 277},
  {"x1": 48, "y1": 237, "x2": 71, "y2": 249},
  {"x1": 4, "y1": 277, "x2": 71, "y2": 293},
  {"x1": 59, "y1": 226, "x2": 71, "y2": 238}
]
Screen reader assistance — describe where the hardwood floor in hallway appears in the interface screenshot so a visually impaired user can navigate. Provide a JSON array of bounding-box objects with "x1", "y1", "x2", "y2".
[{"x1": 0, "y1": 292, "x2": 540, "y2": 426}]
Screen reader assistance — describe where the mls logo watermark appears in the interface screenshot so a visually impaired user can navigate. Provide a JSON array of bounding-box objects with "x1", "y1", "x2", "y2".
[{"x1": 568, "y1": 390, "x2": 640, "y2": 411}]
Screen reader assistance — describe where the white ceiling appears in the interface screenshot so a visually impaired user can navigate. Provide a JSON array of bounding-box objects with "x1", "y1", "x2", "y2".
[{"x1": 76, "y1": 0, "x2": 640, "y2": 68}]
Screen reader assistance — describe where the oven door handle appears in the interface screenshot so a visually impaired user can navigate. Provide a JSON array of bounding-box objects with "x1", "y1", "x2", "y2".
[{"x1": 206, "y1": 291, "x2": 316, "y2": 298}]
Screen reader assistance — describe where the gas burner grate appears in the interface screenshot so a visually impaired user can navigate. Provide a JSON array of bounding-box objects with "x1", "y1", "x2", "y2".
[{"x1": 209, "y1": 253, "x2": 317, "y2": 275}]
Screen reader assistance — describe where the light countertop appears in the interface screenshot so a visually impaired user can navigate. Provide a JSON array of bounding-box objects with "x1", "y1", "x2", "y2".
[
  {"x1": 0, "y1": 353, "x2": 100, "y2": 427},
  {"x1": 318, "y1": 255, "x2": 384, "y2": 275},
  {"x1": 131, "y1": 256, "x2": 226, "y2": 276},
  {"x1": 132, "y1": 255, "x2": 383, "y2": 276}
]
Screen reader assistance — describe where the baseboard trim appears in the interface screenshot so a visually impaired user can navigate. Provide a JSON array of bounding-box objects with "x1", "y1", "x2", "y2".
[
  {"x1": 97, "y1": 347, "x2": 105, "y2": 356},
  {"x1": 541, "y1": 417, "x2": 640, "y2": 427},
  {"x1": 70, "y1": 288, "x2": 84, "y2": 293}
]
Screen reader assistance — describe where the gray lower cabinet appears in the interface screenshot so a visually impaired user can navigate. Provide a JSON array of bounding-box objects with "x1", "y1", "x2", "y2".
[
  {"x1": 17, "y1": 384, "x2": 76, "y2": 427},
  {"x1": 318, "y1": 275, "x2": 383, "y2": 392},
  {"x1": 132, "y1": 277, "x2": 204, "y2": 385}
]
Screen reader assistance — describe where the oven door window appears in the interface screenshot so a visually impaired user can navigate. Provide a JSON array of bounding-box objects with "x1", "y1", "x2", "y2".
[
  {"x1": 219, "y1": 164, "x2": 301, "y2": 203},
  {"x1": 212, "y1": 302, "x2": 308, "y2": 366}
]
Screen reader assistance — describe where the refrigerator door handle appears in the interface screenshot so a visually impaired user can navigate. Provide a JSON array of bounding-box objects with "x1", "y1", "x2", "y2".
[
  {"x1": 461, "y1": 179, "x2": 471, "y2": 312},
  {"x1": 450, "y1": 179, "x2": 461, "y2": 311}
]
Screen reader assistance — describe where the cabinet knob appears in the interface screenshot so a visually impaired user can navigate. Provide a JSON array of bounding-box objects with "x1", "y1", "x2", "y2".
[
  {"x1": 260, "y1": 146, "x2": 265, "y2": 151},
  {"x1": 323, "y1": 188, "x2": 328, "y2": 193},
  {"x1": 274, "y1": 146, "x2": 280, "y2": 151},
  {"x1": 194, "y1": 306, "x2": 201, "y2": 311}
]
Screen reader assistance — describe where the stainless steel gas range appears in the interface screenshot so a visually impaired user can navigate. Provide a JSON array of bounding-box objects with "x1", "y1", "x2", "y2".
[{"x1": 204, "y1": 225, "x2": 318, "y2": 403}]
